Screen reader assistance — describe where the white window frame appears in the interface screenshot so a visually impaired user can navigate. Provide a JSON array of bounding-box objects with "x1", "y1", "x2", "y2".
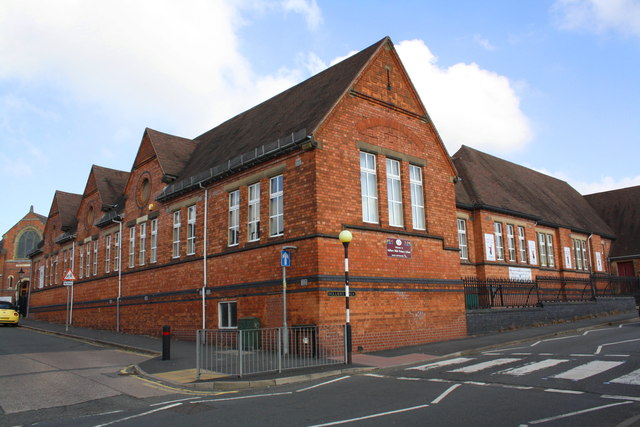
[
  {"x1": 506, "y1": 224, "x2": 516, "y2": 262},
  {"x1": 457, "y1": 218, "x2": 468, "y2": 260},
  {"x1": 538, "y1": 233, "x2": 548, "y2": 267},
  {"x1": 187, "y1": 205, "x2": 196, "y2": 255},
  {"x1": 129, "y1": 226, "x2": 135, "y2": 268},
  {"x1": 546, "y1": 234, "x2": 555, "y2": 267},
  {"x1": 114, "y1": 231, "x2": 120, "y2": 272},
  {"x1": 93, "y1": 240, "x2": 98, "y2": 276},
  {"x1": 85, "y1": 243, "x2": 91, "y2": 277},
  {"x1": 54, "y1": 255, "x2": 59, "y2": 284},
  {"x1": 409, "y1": 165, "x2": 425, "y2": 230},
  {"x1": 219, "y1": 301, "x2": 237, "y2": 329},
  {"x1": 228, "y1": 190, "x2": 240, "y2": 246},
  {"x1": 269, "y1": 175, "x2": 284, "y2": 237},
  {"x1": 360, "y1": 151, "x2": 378, "y2": 223},
  {"x1": 172, "y1": 211, "x2": 181, "y2": 258},
  {"x1": 248, "y1": 182, "x2": 260, "y2": 242},
  {"x1": 517, "y1": 226, "x2": 527, "y2": 263},
  {"x1": 494, "y1": 222, "x2": 505, "y2": 261},
  {"x1": 386, "y1": 158, "x2": 403, "y2": 227},
  {"x1": 139, "y1": 221, "x2": 147, "y2": 265},
  {"x1": 105, "y1": 235, "x2": 111, "y2": 273},
  {"x1": 150, "y1": 218, "x2": 158, "y2": 263},
  {"x1": 79, "y1": 248, "x2": 83, "y2": 279}
]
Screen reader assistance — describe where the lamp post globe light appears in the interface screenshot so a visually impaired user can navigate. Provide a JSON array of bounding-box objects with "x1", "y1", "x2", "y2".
[{"x1": 338, "y1": 230, "x2": 353, "y2": 364}]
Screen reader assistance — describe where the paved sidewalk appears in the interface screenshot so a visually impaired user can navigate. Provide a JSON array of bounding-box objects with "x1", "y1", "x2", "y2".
[{"x1": 19, "y1": 311, "x2": 639, "y2": 391}]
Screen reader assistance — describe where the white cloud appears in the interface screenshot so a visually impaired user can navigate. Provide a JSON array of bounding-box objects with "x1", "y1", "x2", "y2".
[
  {"x1": 474, "y1": 34, "x2": 496, "y2": 51},
  {"x1": 281, "y1": 0, "x2": 322, "y2": 31},
  {"x1": 552, "y1": 0, "x2": 640, "y2": 37},
  {"x1": 531, "y1": 166, "x2": 640, "y2": 194},
  {"x1": 0, "y1": 1, "x2": 312, "y2": 138},
  {"x1": 395, "y1": 39, "x2": 532, "y2": 154}
]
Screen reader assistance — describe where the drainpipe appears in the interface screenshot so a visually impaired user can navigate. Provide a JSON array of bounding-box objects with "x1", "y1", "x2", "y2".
[
  {"x1": 113, "y1": 217, "x2": 123, "y2": 332},
  {"x1": 70, "y1": 241, "x2": 75, "y2": 324},
  {"x1": 587, "y1": 234, "x2": 595, "y2": 299},
  {"x1": 199, "y1": 183, "x2": 208, "y2": 330}
]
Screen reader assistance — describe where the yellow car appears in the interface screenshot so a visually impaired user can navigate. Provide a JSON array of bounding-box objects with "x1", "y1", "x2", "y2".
[{"x1": 0, "y1": 301, "x2": 19, "y2": 326}]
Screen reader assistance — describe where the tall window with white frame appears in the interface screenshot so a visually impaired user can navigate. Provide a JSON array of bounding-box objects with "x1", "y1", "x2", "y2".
[
  {"x1": 409, "y1": 165, "x2": 425, "y2": 230},
  {"x1": 506, "y1": 224, "x2": 516, "y2": 262},
  {"x1": 219, "y1": 301, "x2": 237, "y2": 329},
  {"x1": 150, "y1": 218, "x2": 158, "y2": 263},
  {"x1": 187, "y1": 205, "x2": 196, "y2": 255},
  {"x1": 457, "y1": 218, "x2": 468, "y2": 260},
  {"x1": 172, "y1": 211, "x2": 181, "y2": 258},
  {"x1": 54, "y1": 255, "x2": 59, "y2": 284},
  {"x1": 128, "y1": 226, "x2": 135, "y2": 268},
  {"x1": 79, "y1": 247, "x2": 83, "y2": 279},
  {"x1": 139, "y1": 222, "x2": 146, "y2": 265},
  {"x1": 573, "y1": 238, "x2": 588, "y2": 271},
  {"x1": 269, "y1": 175, "x2": 284, "y2": 237},
  {"x1": 92, "y1": 240, "x2": 98, "y2": 275},
  {"x1": 538, "y1": 233, "x2": 547, "y2": 267},
  {"x1": 85, "y1": 243, "x2": 91, "y2": 277},
  {"x1": 360, "y1": 151, "x2": 378, "y2": 223},
  {"x1": 228, "y1": 190, "x2": 240, "y2": 246},
  {"x1": 248, "y1": 182, "x2": 260, "y2": 242},
  {"x1": 517, "y1": 226, "x2": 527, "y2": 263},
  {"x1": 105, "y1": 235, "x2": 111, "y2": 273},
  {"x1": 546, "y1": 234, "x2": 555, "y2": 267},
  {"x1": 386, "y1": 158, "x2": 403, "y2": 227},
  {"x1": 494, "y1": 222, "x2": 505, "y2": 261},
  {"x1": 114, "y1": 231, "x2": 120, "y2": 271},
  {"x1": 63, "y1": 250, "x2": 68, "y2": 275}
]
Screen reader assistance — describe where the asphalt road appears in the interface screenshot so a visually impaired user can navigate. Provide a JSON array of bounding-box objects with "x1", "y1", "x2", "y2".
[{"x1": 3, "y1": 322, "x2": 640, "y2": 426}]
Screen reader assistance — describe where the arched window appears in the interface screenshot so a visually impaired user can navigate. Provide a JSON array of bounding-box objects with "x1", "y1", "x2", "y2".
[{"x1": 17, "y1": 230, "x2": 39, "y2": 259}]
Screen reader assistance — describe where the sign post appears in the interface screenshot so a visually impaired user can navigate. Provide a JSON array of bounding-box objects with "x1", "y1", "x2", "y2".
[
  {"x1": 281, "y1": 249, "x2": 291, "y2": 355},
  {"x1": 63, "y1": 269, "x2": 76, "y2": 331}
]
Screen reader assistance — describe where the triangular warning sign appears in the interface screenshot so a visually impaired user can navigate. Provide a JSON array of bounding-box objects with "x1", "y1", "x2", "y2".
[{"x1": 63, "y1": 269, "x2": 76, "y2": 281}]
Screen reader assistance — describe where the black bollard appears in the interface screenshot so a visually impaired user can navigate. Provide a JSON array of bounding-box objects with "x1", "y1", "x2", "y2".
[{"x1": 162, "y1": 325, "x2": 171, "y2": 360}]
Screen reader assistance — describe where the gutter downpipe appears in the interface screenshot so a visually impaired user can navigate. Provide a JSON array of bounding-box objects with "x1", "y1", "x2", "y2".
[
  {"x1": 199, "y1": 183, "x2": 208, "y2": 330},
  {"x1": 587, "y1": 234, "x2": 595, "y2": 299},
  {"x1": 70, "y1": 240, "x2": 75, "y2": 325},
  {"x1": 113, "y1": 218, "x2": 123, "y2": 332}
]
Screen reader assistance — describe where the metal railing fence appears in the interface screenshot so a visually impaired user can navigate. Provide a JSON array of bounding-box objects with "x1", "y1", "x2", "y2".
[
  {"x1": 464, "y1": 274, "x2": 640, "y2": 310},
  {"x1": 463, "y1": 277, "x2": 540, "y2": 309},
  {"x1": 196, "y1": 324, "x2": 345, "y2": 379}
]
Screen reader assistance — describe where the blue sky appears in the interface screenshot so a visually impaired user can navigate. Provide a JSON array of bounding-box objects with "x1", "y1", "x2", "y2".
[{"x1": 1, "y1": 0, "x2": 639, "y2": 235}]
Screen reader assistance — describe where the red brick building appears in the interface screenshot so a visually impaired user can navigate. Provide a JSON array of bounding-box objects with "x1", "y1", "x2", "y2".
[
  {"x1": 28, "y1": 37, "x2": 467, "y2": 348},
  {"x1": 585, "y1": 186, "x2": 640, "y2": 278},
  {"x1": 0, "y1": 206, "x2": 46, "y2": 311},
  {"x1": 27, "y1": 37, "x2": 632, "y2": 348},
  {"x1": 453, "y1": 146, "x2": 615, "y2": 282}
]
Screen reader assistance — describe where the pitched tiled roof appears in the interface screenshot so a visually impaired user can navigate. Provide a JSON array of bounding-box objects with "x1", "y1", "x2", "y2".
[
  {"x1": 92, "y1": 165, "x2": 130, "y2": 208},
  {"x1": 55, "y1": 190, "x2": 82, "y2": 231},
  {"x1": 175, "y1": 37, "x2": 389, "y2": 183},
  {"x1": 452, "y1": 145, "x2": 615, "y2": 237},
  {"x1": 145, "y1": 128, "x2": 197, "y2": 179},
  {"x1": 585, "y1": 186, "x2": 640, "y2": 258}
]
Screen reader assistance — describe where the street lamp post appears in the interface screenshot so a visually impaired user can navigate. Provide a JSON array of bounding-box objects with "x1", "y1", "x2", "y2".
[
  {"x1": 338, "y1": 230, "x2": 353, "y2": 364},
  {"x1": 17, "y1": 268, "x2": 24, "y2": 314}
]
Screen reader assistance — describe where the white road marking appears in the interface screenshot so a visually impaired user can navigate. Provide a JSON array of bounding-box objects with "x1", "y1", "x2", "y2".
[
  {"x1": 595, "y1": 338, "x2": 640, "y2": 355},
  {"x1": 553, "y1": 361, "x2": 625, "y2": 381},
  {"x1": 94, "y1": 402, "x2": 183, "y2": 427},
  {"x1": 431, "y1": 384, "x2": 461, "y2": 404},
  {"x1": 363, "y1": 373, "x2": 384, "y2": 378},
  {"x1": 570, "y1": 354, "x2": 594, "y2": 357},
  {"x1": 193, "y1": 391, "x2": 292, "y2": 403},
  {"x1": 150, "y1": 396, "x2": 194, "y2": 406},
  {"x1": 397, "y1": 377, "x2": 420, "y2": 381},
  {"x1": 307, "y1": 403, "x2": 430, "y2": 426},
  {"x1": 543, "y1": 388, "x2": 583, "y2": 394},
  {"x1": 408, "y1": 357, "x2": 474, "y2": 371},
  {"x1": 526, "y1": 401, "x2": 632, "y2": 425},
  {"x1": 583, "y1": 327, "x2": 617, "y2": 335},
  {"x1": 610, "y1": 368, "x2": 640, "y2": 386},
  {"x1": 449, "y1": 358, "x2": 520, "y2": 373},
  {"x1": 297, "y1": 376, "x2": 350, "y2": 392},
  {"x1": 498, "y1": 359, "x2": 569, "y2": 376},
  {"x1": 512, "y1": 353, "x2": 532, "y2": 356},
  {"x1": 602, "y1": 394, "x2": 640, "y2": 402}
]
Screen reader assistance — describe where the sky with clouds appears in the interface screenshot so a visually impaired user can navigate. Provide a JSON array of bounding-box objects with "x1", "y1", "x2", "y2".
[{"x1": 1, "y1": 0, "x2": 639, "y2": 234}]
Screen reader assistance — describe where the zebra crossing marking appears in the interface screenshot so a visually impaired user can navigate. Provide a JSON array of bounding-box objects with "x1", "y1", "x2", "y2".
[
  {"x1": 448, "y1": 358, "x2": 521, "y2": 373},
  {"x1": 408, "y1": 357, "x2": 474, "y2": 371},
  {"x1": 497, "y1": 359, "x2": 569, "y2": 376},
  {"x1": 610, "y1": 368, "x2": 640, "y2": 386},
  {"x1": 552, "y1": 360, "x2": 625, "y2": 381}
]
